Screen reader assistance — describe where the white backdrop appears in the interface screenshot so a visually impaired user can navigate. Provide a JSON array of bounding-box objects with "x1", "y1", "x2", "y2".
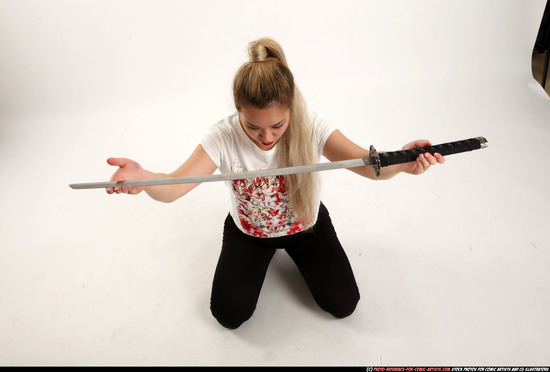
[{"x1": 1, "y1": 0, "x2": 549, "y2": 366}]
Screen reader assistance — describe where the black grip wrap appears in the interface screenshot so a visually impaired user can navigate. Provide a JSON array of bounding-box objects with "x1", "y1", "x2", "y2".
[{"x1": 378, "y1": 138, "x2": 482, "y2": 167}]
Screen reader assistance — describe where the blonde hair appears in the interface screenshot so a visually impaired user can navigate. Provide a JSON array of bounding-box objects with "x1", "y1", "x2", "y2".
[{"x1": 233, "y1": 38, "x2": 318, "y2": 224}]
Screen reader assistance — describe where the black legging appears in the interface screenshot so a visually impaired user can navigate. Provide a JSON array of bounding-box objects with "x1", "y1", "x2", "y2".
[{"x1": 210, "y1": 203, "x2": 360, "y2": 329}]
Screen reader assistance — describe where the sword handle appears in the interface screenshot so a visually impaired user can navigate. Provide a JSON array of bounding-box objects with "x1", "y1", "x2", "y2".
[{"x1": 369, "y1": 137, "x2": 488, "y2": 177}]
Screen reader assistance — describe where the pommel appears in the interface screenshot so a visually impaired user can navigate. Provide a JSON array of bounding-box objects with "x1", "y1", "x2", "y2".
[{"x1": 476, "y1": 136, "x2": 489, "y2": 149}]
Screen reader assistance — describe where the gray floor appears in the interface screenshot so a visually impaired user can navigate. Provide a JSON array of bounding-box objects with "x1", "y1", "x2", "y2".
[{"x1": 1, "y1": 0, "x2": 549, "y2": 366}]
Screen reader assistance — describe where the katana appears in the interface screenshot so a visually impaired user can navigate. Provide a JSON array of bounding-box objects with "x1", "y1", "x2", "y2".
[{"x1": 69, "y1": 136, "x2": 488, "y2": 190}]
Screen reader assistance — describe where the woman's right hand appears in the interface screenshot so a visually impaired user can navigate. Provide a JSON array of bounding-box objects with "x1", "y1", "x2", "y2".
[{"x1": 106, "y1": 157, "x2": 147, "y2": 195}]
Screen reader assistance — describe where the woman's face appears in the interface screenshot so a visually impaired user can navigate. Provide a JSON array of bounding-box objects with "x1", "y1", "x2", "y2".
[{"x1": 238, "y1": 104, "x2": 290, "y2": 151}]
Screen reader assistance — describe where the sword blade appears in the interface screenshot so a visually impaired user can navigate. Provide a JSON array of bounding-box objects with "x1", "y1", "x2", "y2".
[
  {"x1": 69, "y1": 136, "x2": 488, "y2": 190},
  {"x1": 69, "y1": 158, "x2": 368, "y2": 190}
]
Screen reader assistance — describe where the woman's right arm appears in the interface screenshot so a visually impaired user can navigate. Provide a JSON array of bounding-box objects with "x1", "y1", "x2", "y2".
[{"x1": 106, "y1": 144, "x2": 217, "y2": 203}]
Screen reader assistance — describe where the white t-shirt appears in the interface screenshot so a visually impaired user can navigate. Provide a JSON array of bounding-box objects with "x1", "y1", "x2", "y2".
[{"x1": 200, "y1": 112, "x2": 336, "y2": 238}]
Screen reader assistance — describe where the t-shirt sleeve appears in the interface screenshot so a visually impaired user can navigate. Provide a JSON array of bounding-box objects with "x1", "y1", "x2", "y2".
[
  {"x1": 310, "y1": 112, "x2": 337, "y2": 157},
  {"x1": 200, "y1": 119, "x2": 232, "y2": 169}
]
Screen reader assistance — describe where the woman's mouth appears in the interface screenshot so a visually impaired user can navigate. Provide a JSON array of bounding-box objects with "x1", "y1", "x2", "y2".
[{"x1": 262, "y1": 141, "x2": 274, "y2": 146}]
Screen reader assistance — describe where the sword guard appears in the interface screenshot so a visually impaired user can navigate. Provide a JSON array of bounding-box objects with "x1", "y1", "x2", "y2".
[{"x1": 368, "y1": 145, "x2": 381, "y2": 178}]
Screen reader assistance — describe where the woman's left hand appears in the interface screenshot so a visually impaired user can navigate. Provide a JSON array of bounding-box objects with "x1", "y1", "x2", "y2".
[{"x1": 398, "y1": 139, "x2": 445, "y2": 175}]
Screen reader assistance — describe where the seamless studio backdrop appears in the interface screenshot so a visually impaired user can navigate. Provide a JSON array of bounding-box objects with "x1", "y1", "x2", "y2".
[{"x1": 1, "y1": 0, "x2": 550, "y2": 366}]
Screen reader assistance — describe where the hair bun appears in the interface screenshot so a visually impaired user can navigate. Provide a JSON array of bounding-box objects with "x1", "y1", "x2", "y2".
[
  {"x1": 247, "y1": 38, "x2": 288, "y2": 67},
  {"x1": 248, "y1": 41, "x2": 269, "y2": 63}
]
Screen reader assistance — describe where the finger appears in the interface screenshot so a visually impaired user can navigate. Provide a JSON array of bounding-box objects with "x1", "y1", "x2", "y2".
[
  {"x1": 414, "y1": 139, "x2": 431, "y2": 148},
  {"x1": 423, "y1": 152, "x2": 437, "y2": 165},
  {"x1": 418, "y1": 153, "x2": 431, "y2": 171},
  {"x1": 403, "y1": 139, "x2": 432, "y2": 151},
  {"x1": 413, "y1": 156, "x2": 425, "y2": 174},
  {"x1": 106, "y1": 187, "x2": 114, "y2": 194},
  {"x1": 107, "y1": 157, "x2": 126, "y2": 167},
  {"x1": 434, "y1": 153, "x2": 445, "y2": 164}
]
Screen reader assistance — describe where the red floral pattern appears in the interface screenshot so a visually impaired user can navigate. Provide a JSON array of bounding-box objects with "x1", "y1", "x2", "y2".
[{"x1": 232, "y1": 175, "x2": 305, "y2": 237}]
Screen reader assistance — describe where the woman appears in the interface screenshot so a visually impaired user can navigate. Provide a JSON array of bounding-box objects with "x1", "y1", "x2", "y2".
[{"x1": 106, "y1": 38, "x2": 445, "y2": 329}]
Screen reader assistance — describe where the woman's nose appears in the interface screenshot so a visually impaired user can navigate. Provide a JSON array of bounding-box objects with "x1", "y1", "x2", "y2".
[{"x1": 260, "y1": 130, "x2": 273, "y2": 141}]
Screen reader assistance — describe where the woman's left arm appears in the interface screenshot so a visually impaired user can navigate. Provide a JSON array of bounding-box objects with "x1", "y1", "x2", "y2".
[{"x1": 323, "y1": 130, "x2": 445, "y2": 180}]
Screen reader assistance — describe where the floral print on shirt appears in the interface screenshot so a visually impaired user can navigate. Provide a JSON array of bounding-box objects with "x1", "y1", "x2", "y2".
[{"x1": 231, "y1": 174, "x2": 305, "y2": 238}]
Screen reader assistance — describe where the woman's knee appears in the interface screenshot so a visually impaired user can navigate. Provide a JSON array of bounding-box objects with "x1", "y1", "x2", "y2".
[
  {"x1": 210, "y1": 300, "x2": 256, "y2": 329},
  {"x1": 318, "y1": 290, "x2": 360, "y2": 319}
]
